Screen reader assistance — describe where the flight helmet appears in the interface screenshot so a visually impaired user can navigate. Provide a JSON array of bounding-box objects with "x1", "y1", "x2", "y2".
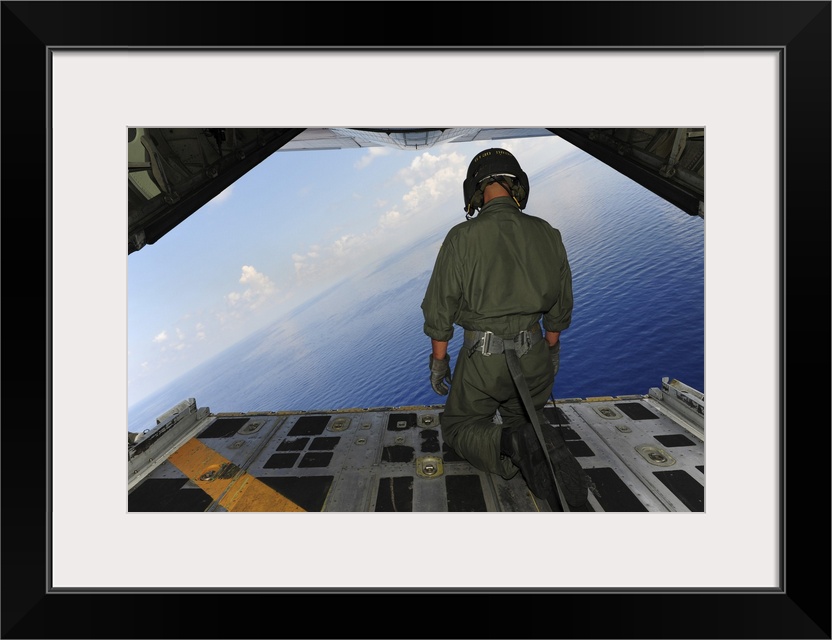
[{"x1": 463, "y1": 148, "x2": 530, "y2": 216}]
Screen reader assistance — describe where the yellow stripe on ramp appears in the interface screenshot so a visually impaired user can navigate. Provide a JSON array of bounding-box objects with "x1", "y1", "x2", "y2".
[{"x1": 168, "y1": 437, "x2": 306, "y2": 512}]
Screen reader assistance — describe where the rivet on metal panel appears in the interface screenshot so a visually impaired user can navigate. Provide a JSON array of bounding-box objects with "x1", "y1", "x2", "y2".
[
  {"x1": 635, "y1": 445, "x2": 676, "y2": 467},
  {"x1": 238, "y1": 420, "x2": 263, "y2": 435},
  {"x1": 330, "y1": 418, "x2": 351, "y2": 432},
  {"x1": 199, "y1": 466, "x2": 219, "y2": 481},
  {"x1": 419, "y1": 414, "x2": 438, "y2": 427},
  {"x1": 594, "y1": 406, "x2": 622, "y2": 420},
  {"x1": 416, "y1": 456, "x2": 444, "y2": 478}
]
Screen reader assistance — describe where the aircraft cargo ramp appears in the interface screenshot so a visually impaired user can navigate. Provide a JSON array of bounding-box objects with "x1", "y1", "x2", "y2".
[{"x1": 128, "y1": 378, "x2": 704, "y2": 513}]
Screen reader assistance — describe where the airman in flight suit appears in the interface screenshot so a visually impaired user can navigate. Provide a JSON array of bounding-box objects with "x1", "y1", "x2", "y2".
[{"x1": 421, "y1": 148, "x2": 589, "y2": 511}]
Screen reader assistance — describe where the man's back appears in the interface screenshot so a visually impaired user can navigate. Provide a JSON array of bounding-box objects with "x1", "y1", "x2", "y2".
[{"x1": 423, "y1": 196, "x2": 572, "y2": 338}]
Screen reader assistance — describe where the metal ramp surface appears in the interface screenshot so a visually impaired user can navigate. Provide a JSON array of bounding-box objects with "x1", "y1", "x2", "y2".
[{"x1": 128, "y1": 379, "x2": 705, "y2": 513}]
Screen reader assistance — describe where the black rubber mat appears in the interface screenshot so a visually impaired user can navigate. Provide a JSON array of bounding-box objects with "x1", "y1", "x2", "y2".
[
  {"x1": 543, "y1": 405, "x2": 570, "y2": 425},
  {"x1": 258, "y1": 475, "x2": 334, "y2": 512},
  {"x1": 615, "y1": 402, "x2": 659, "y2": 421},
  {"x1": 263, "y1": 452, "x2": 301, "y2": 469},
  {"x1": 309, "y1": 436, "x2": 340, "y2": 450},
  {"x1": 585, "y1": 467, "x2": 648, "y2": 512},
  {"x1": 420, "y1": 428, "x2": 441, "y2": 453},
  {"x1": 199, "y1": 417, "x2": 251, "y2": 438},
  {"x1": 556, "y1": 424, "x2": 582, "y2": 440},
  {"x1": 374, "y1": 476, "x2": 413, "y2": 511},
  {"x1": 446, "y1": 474, "x2": 487, "y2": 512},
  {"x1": 128, "y1": 478, "x2": 213, "y2": 512},
  {"x1": 298, "y1": 451, "x2": 334, "y2": 468},
  {"x1": 382, "y1": 445, "x2": 414, "y2": 463},
  {"x1": 654, "y1": 433, "x2": 697, "y2": 447},
  {"x1": 387, "y1": 413, "x2": 417, "y2": 430},
  {"x1": 287, "y1": 415, "x2": 331, "y2": 436},
  {"x1": 653, "y1": 470, "x2": 704, "y2": 511},
  {"x1": 566, "y1": 440, "x2": 595, "y2": 458},
  {"x1": 277, "y1": 437, "x2": 308, "y2": 451}
]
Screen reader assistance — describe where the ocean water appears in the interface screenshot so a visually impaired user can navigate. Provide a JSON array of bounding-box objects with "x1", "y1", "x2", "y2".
[{"x1": 128, "y1": 150, "x2": 704, "y2": 433}]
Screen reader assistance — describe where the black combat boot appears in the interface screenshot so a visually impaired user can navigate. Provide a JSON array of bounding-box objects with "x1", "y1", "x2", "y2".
[{"x1": 500, "y1": 423, "x2": 564, "y2": 511}]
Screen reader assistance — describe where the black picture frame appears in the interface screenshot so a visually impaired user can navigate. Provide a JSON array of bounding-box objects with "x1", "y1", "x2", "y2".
[{"x1": 3, "y1": 2, "x2": 829, "y2": 638}]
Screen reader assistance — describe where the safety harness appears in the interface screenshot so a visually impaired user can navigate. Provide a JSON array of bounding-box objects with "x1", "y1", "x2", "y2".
[{"x1": 463, "y1": 325, "x2": 571, "y2": 512}]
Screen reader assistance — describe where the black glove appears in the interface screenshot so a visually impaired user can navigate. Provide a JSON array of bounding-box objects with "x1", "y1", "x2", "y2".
[
  {"x1": 549, "y1": 341, "x2": 561, "y2": 378},
  {"x1": 429, "y1": 354, "x2": 452, "y2": 395}
]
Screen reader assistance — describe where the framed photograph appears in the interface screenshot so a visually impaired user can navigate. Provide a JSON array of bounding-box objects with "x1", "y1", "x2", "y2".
[{"x1": 7, "y1": 2, "x2": 829, "y2": 638}]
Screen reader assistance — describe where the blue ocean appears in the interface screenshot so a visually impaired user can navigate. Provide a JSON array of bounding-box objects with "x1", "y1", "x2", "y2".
[{"x1": 128, "y1": 149, "x2": 704, "y2": 433}]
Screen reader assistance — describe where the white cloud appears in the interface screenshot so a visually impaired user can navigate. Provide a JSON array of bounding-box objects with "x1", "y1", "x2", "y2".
[
  {"x1": 400, "y1": 163, "x2": 464, "y2": 210},
  {"x1": 289, "y1": 149, "x2": 466, "y2": 287},
  {"x1": 378, "y1": 209, "x2": 402, "y2": 228},
  {"x1": 153, "y1": 325, "x2": 187, "y2": 354},
  {"x1": 399, "y1": 150, "x2": 466, "y2": 183},
  {"x1": 293, "y1": 235, "x2": 366, "y2": 282},
  {"x1": 332, "y1": 234, "x2": 361, "y2": 257},
  {"x1": 387, "y1": 150, "x2": 467, "y2": 218},
  {"x1": 355, "y1": 147, "x2": 391, "y2": 169},
  {"x1": 226, "y1": 265, "x2": 277, "y2": 311}
]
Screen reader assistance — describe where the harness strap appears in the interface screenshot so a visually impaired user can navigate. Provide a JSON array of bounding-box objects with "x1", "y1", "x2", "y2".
[
  {"x1": 503, "y1": 341, "x2": 569, "y2": 511},
  {"x1": 462, "y1": 323, "x2": 570, "y2": 510},
  {"x1": 463, "y1": 324, "x2": 543, "y2": 358}
]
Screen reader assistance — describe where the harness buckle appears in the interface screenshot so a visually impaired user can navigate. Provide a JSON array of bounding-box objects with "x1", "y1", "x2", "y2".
[
  {"x1": 515, "y1": 330, "x2": 532, "y2": 357},
  {"x1": 481, "y1": 330, "x2": 494, "y2": 356}
]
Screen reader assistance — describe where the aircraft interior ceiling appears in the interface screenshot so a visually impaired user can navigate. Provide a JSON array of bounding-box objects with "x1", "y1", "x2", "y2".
[{"x1": 127, "y1": 127, "x2": 704, "y2": 254}]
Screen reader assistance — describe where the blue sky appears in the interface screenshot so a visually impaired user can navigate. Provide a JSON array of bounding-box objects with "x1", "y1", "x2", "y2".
[{"x1": 127, "y1": 134, "x2": 575, "y2": 406}]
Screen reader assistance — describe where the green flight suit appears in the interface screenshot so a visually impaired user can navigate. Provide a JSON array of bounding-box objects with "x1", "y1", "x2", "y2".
[{"x1": 421, "y1": 196, "x2": 573, "y2": 479}]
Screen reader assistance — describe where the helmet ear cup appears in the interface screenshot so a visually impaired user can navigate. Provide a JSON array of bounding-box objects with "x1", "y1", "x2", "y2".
[
  {"x1": 463, "y1": 173, "x2": 484, "y2": 213},
  {"x1": 511, "y1": 180, "x2": 528, "y2": 208}
]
